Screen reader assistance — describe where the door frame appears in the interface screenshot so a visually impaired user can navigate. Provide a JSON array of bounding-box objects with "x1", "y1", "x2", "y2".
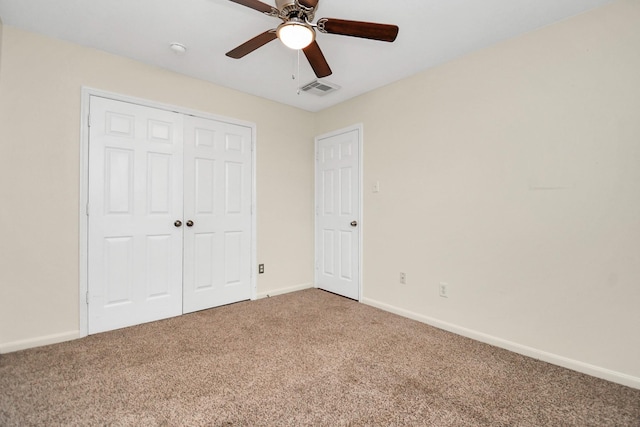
[
  {"x1": 314, "y1": 123, "x2": 363, "y2": 301},
  {"x1": 79, "y1": 87, "x2": 257, "y2": 337}
]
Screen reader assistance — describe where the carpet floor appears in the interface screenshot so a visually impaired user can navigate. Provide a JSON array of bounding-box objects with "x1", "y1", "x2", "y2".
[{"x1": 1, "y1": 289, "x2": 639, "y2": 426}]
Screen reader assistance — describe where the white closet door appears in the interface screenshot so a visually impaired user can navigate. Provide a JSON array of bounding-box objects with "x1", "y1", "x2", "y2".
[
  {"x1": 182, "y1": 116, "x2": 253, "y2": 313},
  {"x1": 88, "y1": 96, "x2": 184, "y2": 334}
]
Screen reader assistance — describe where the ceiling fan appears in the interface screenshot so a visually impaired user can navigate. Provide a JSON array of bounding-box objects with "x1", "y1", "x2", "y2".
[{"x1": 225, "y1": 0, "x2": 399, "y2": 78}]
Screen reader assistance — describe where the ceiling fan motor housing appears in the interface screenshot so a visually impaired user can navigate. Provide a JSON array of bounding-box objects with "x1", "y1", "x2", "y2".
[
  {"x1": 275, "y1": 0, "x2": 295, "y2": 8},
  {"x1": 276, "y1": 0, "x2": 315, "y2": 21}
]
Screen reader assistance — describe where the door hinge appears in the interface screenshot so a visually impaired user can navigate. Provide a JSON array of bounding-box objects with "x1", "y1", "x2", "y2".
[
  {"x1": 86, "y1": 291, "x2": 89, "y2": 304},
  {"x1": 87, "y1": 114, "x2": 91, "y2": 128},
  {"x1": 86, "y1": 203, "x2": 89, "y2": 216}
]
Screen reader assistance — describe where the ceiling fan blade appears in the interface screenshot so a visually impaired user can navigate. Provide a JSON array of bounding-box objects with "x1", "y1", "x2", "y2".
[
  {"x1": 297, "y1": 0, "x2": 319, "y2": 9},
  {"x1": 302, "y1": 41, "x2": 332, "y2": 78},
  {"x1": 318, "y1": 18, "x2": 399, "y2": 42},
  {"x1": 225, "y1": 30, "x2": 278, "y2": 59},
  {"x1": 228, "y1": 0, "x2": 276, "y2": 14}
]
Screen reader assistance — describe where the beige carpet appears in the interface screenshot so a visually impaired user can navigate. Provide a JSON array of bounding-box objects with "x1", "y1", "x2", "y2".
[{"x1": 1, "y1": 289, "x2": 639, "y2": 426}]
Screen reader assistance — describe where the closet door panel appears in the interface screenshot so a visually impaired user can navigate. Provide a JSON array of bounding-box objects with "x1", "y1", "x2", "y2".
[
  {"x1": 183, "y1": 116, "x2": 252, "y2": 313},
  {"x1": 88, "y1": 96, "x2": 184, "y2": 334}
]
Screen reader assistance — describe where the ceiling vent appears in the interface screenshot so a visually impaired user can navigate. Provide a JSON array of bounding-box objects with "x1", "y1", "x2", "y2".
[{"x1": 300, "y1": 79, "x2": 341, "y2": 96}]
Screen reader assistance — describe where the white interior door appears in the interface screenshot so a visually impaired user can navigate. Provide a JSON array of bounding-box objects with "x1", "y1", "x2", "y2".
[
  {"x1": 182, "y1": 116, "x2": 253, "y2": 313},
  {"x1": 88, "y1": 96, "x2": 184, "y2": 334},
  {"x1": 315, "y1": 126, "x2": 361, "y2": 300}
]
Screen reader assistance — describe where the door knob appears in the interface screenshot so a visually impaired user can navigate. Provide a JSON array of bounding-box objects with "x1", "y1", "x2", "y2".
[
  {"x1": 174, "y1": 220, "x2": 182, "y2": 227},
  {"x1": 186, "y1": 220, "x2": 194, "y2": 227},
  {"x1": 350, "y1": 221, "x2": 358, "y2": 227}
]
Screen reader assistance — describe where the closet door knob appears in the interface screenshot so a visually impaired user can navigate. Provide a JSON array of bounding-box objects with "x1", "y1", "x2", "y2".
[
  {"x1": 186, "y1": 220, "x2": 194, "y2": 227},
  {"x1": 174, "y1": 220, "x2": 182, "y2": 227}
]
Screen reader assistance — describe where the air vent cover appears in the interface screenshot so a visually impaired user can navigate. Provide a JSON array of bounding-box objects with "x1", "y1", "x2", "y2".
[{"x1": 300, "y1": 79, "x2": 341, "y2": 96}]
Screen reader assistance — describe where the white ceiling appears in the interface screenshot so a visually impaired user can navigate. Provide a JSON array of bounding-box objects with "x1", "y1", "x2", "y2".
[{"x1": 0, "y1": 0, "x2": 612, "y2": 112}]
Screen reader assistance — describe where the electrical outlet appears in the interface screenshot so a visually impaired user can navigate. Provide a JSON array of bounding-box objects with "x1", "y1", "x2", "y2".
[
  {"x1": 439, "y1": 282, "x2": 448, "y2": 298},
  {"x1": 258, "y1": 264, "x2": 265, "y2": 274},
  {"x1": 400, "y1": 272, "x2": 406, "y2": 284}
]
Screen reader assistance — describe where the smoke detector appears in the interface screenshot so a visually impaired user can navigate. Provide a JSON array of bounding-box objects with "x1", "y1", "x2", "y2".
[
  {"x1": 300, "y1": 79, "x2": 340, "y2": 96},
  {"x1": 170, "y1": 43, "x2": 187, "y2": 55}
]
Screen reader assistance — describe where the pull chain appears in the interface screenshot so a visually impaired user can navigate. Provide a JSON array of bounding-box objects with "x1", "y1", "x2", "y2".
[
  {"x1": 291, "y1": 50, "x2": 302, "y2": 95},
  {"x1": 296, "y1": 49, "x2": 301, "y2": 95},
  {"x1": 292, "y1": 51, "x2": 296, "y2": 81}
]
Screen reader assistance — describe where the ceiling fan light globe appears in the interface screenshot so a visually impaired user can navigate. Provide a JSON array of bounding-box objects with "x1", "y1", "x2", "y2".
[{"x1": 277, "y1": 22, "x2": 315, "y2": 50}]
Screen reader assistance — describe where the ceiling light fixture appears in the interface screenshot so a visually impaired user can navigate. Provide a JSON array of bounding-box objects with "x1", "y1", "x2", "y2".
[{"x1": 277, "y1": 19, "x2": 315, "y2": 50}]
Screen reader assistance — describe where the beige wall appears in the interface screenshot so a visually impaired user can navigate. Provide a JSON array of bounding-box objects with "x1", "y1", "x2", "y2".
[
  {"x1": 316, "y1": 0, "x2": 640, "y2": 383},
  {"x1": 0, "y1": 26, "x2": 315, "y2": 349},
  {"x1": 0, "y1": 17, "x2": 3, "y2": 71}
]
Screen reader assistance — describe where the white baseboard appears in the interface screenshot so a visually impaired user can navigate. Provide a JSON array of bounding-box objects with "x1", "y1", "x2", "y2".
[
  {"x1": 361, "y1": 297, "x2": 640, "y2": 390},
  {"x1": 0, "y1": 330, "x2": 80, "y2": 354},
  {"x1": 256, "y1": 282, "x2": 314, "y2": 300}
]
